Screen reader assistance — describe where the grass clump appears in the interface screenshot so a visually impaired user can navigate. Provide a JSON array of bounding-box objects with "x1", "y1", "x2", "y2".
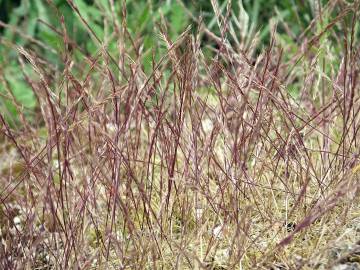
[{"x1": 1, "y1": 0, "x2": 360, "y2": 269}]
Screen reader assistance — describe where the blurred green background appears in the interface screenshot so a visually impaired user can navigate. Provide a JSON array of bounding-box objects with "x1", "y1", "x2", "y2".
[{"x1": 0, "y1": 0, "x2": 319, "y2": 124}]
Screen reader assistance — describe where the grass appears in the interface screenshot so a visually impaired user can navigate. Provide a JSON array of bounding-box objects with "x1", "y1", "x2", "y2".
[{"x1": 1, "y1": 0, "x2": 360, "y2": 269}]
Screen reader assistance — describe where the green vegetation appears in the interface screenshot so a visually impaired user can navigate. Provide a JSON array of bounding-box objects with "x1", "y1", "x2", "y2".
[
  {"x1": 1, "y1": 0, "x2": 360, "y2": 269},
  {"x1": 0, "y1": 0, "x2": 319, "y2": 123}
]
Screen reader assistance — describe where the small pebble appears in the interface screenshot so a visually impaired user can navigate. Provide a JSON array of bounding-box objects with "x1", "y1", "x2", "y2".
[{"x1": 332, "y1": 263, "x2": 360, "y2": 270}]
